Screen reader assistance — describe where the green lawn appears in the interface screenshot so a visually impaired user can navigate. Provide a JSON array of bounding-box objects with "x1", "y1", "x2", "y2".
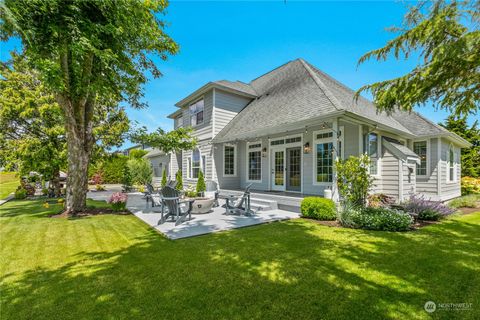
[
  {"x1": 1, "y1": 199, "x2": 479, "y2": 320},
  {"x1": 0, "y1": 172, "x2": 19, "y2": 200}
]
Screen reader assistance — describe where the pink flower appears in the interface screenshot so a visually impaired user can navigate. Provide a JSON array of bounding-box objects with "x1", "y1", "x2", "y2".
[{"x1": 108, "y1": 192, "x2": 128, "y2": 204}]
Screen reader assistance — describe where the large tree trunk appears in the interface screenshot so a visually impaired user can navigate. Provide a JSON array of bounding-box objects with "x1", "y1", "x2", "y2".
[{"x1": 65, "y1": 132, "x2": 90, "y2": 213}]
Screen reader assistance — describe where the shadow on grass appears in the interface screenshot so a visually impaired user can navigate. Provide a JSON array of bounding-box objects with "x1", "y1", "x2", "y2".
[{"x1": 1, "y1": 207, "x2": 479, "y2": 319}]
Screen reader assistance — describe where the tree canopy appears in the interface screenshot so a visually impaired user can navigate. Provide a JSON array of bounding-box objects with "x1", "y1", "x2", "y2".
[
  {"x1": 130, "y1": 126, "x2": 198, "y2": 154},
  {"x1": 1, "y1": 0, "x2": 178, "y2": 213},
  {"x1": 0, "y1": 55, "x2": 130, "y2": 184},
  {"x1": 357, "y1": 1, "x2": 479, "y2": 117}
]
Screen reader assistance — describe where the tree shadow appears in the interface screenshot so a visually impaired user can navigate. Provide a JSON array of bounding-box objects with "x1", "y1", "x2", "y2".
[{"x1": 1, "y1": 213, "x2": 479, "y2": 319}]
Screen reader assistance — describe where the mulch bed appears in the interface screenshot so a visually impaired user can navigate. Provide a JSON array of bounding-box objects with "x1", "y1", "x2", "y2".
[
  {"x1": 50, "y1": 208, "x2": 131, "y2": 218},
  {"x1": 301, "y1": 218, "x2": 342, "y2": 228}
]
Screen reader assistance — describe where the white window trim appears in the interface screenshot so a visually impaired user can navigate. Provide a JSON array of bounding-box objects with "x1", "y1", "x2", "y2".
[
  {"x1": 447, "y1": 143, "x2": 457, "y2": 183},
  {"x1": 413, "y1": 139, "x2": 430, "y2": 177},
  {"x1": 312, "y1": 128, "x2": 344, "y2": 186},
  {"x1": 189, "y1": 97, "x2": 205, "y2": 127},
  {"x1": 223, "y1": 143, "x2": 237, "y2": 177},
  {"x1": 364, "y1": 132, "x2": 381, "y2": 178},
  {"x1": 246, "y1": 141, "x2": 262, "y2": 183},
  {"x1": 187, "y1": 148, "x2": 203, "y2": 180}
]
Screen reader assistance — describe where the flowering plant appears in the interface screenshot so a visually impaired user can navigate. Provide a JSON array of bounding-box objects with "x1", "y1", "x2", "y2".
[
  {"x1": 402, "y1": 194, "x2": 455, "y2": 221},
  {"x1": 108, "y1": 192, "x2": 128, "y2": 211}
]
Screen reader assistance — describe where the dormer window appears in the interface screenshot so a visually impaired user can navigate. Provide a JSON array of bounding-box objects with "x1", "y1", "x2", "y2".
[{"x1": 190, "y1": 99, "x2": 204, "y2": 126}]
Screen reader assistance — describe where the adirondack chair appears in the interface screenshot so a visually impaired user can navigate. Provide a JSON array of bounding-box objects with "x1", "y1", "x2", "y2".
[
  {"x1": 145, "y1": 183, "x2": 161, "y2": 209},
  {"x1": 159, "y1": 186, "x2": 194, "y2": 226},
  {"x1": 205, "y1": 180, "x2": 219, "y2": 207},
  {"x1": 223, "y1": 183, "x2": 254, "y2": 216}
]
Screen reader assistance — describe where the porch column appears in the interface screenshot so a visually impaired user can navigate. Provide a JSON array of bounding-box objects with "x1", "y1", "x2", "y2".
[{"x1": 332, "y1": 118, "x2": 340, "y2": 202}]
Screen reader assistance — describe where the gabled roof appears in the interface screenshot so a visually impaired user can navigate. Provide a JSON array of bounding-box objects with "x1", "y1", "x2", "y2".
[
  {"x1": 174, "y1": 80, "x2": 256, "y2": 108},
  {"x1": 214, "y1": 59, "x2": 420, "y2": 142},
  {"x1": 177, "y1": 58, "x2": 470, "y2": 147}
]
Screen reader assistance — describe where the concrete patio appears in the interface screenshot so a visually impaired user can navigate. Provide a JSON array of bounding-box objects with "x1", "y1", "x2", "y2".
[{"x1": 88, "y1": 189, "x2": 299, "y2": 239}]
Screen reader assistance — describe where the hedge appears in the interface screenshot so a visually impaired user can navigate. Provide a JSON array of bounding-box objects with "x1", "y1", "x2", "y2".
[{"x1": 300, "y1": 197, "x2": 336, "y2": 220}]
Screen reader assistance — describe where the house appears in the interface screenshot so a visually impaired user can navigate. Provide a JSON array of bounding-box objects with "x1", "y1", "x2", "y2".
[{"x1": 153, "y1": 58, "x2": 470, "y2": 202}]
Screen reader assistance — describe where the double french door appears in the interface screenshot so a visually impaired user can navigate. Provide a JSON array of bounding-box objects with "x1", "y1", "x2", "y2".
[{"x1": 271, "y1": 147, "x2": 301, "y2": 192}]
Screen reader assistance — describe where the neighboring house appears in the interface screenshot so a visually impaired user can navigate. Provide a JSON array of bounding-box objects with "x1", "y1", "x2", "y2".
[{"x1": 161, "y1": 58, "x2": 470, "y2": 202}]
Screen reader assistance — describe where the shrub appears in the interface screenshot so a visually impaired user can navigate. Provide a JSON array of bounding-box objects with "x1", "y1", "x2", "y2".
[
  {"x1": 196, "y1": 170, "x2": 206, "y2": 195},
  {"x1": 336, "y1": 155, "x2": 373, "y2": 206},
  {"x1": 121, "y1": 165, "x2": 133, "y2": 191},
  {"x1": 108, "y1": 192, "x2": 128, "y2": 211},
  {"x1": 91, "y1": 172, "x2": 103, "y2": 185},
  {"x1": 102, "y1": 156, "x2": 128, "y2": 183},
  {"x1": 301, "y1": 197, "x2": 336, "y2": 220},
  {"x1": 336, "y1": 202, "x2": 362, "y2": 228},
  {"x1": 402, "y1": 194, "x2": 455, "y2": 220},
  {"x1": 127, "y1": 158, "x2": 153, "y2": 185},
  {"x1": 14, "y1": 188, "x2": 27, "y2": 199},
  {"x1": 449, "y1": 194, "x2": 480, "y2": 209},
  {"x1": 42, "y1": 188, "x2": 49, "y2": 195},
  {"x1": 353, "y1": 207, "x2": 413, "y2": 231},
  {"x1": 175, "y1": 170, "x2": 183, "y2": 191},
  {"x1": 161, "y1": 168, "x2": 167, "y2": 188},
  {"x1": 461, "y1": 177, "x2": 480, "y2": 195}
]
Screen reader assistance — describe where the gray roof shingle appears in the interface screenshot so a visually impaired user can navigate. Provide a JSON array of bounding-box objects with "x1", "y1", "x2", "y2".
[{"x1": 211, "y1": 58, "x2": 460, "y2": 143}]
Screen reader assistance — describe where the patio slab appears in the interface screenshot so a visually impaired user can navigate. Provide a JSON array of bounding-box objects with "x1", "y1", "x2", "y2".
[{"x1": 89, "y1": 191, "x2": 299, "y2": 239}]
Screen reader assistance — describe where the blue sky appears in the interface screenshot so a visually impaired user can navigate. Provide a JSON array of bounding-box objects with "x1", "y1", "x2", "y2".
[{"x1": 1, "y1": 1, "x2": 476, "y2": 149}]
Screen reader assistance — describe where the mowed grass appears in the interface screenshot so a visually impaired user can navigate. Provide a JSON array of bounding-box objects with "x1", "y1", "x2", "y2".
[
  {"x1": 1, "y1": 199, "x2": 479, "y2": 320},
  {"x1": 0, "y1": 172, "x2": 19, "y2": 199}
]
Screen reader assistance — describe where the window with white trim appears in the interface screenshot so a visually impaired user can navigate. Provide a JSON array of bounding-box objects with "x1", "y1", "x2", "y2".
[
  {"x1": 448, "y1": 145, "x2": 455, "y2": 182},
  {"x1": 314, "y1": 130, "x2": 334, "y2": 183},
  {"x1": 364, "y1": 133, "x2": 379, "y2": 175},
  {"x1": 189, "y1": 148, "x2": 201, "y2": 179},
  {"x1": 189, "y1": 99, "x2": 204, "y2": 126},
  {"x1": 413, "y1": 141, "x2": 428, "y2": 176},
  {"x1": 247, "y1": 143, "x2": 262, "y2": 181},
  {"x1": 224, "y1": 145, "x2": 236, "y2": 176}
]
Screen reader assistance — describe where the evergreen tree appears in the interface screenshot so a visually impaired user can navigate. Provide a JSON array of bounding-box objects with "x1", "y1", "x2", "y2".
[
  {"x1": 441, "y1": 115, "x2": 480, "y2": 178},
  {"x1": 161, "y1": 168, "x2": 167, "y2": 188},
  {"x1": 175, "y1": 170, "x2": 183, "y2": 191},
  {"x1": 196, "y1": 170, "x2": 206, "y2": 195}
]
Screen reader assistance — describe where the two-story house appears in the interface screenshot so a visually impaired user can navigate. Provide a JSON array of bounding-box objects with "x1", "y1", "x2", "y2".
[{"x1": 153, "y1": 59, "x2": 470, "y2": 202}]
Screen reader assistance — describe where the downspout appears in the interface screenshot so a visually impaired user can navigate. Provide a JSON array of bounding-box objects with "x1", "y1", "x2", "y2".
[{"x1": 211, "y1": 88, "x2": 216, "y2": 182}]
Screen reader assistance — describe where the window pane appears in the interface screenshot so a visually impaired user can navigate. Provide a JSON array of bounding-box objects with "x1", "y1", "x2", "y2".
[
  {"x1": 316, "y1": 142, "x2": 333, "y2": 182},
  {"x1": 248, "y1": 151, "x2": 261, "y2": 181},
  {"x1": 414, "y1": 141, "x2": 427, "y2": 175},
  {"x1": 224, "y1": 146, "x2": 235, "y2": 175}
]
